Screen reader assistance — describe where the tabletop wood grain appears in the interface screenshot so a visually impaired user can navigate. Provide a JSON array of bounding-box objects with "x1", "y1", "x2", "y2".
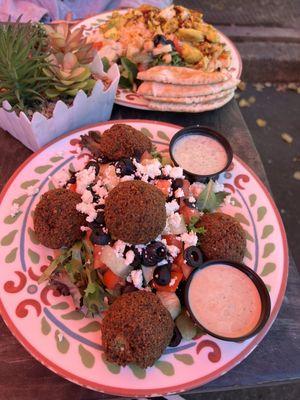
[{"x1": 0, "y1": 100, "x2": 300, "y2": 400}]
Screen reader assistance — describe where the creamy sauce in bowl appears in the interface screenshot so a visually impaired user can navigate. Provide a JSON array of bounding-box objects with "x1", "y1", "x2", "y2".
[
  {"x1": 188, "y1": 264, "x2": 262, "y2": 338},
  {"x1": 172, "y1": 134, "x2": 228, "y2": 176}
]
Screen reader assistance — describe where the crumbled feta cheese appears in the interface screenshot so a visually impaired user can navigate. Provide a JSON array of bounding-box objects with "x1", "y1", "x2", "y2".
[
  {"x1": 180, "y1": 232, "x2": 198, "y2": 248},
  {"x1": 165, "y1": 199, "x2": 179, "y2": 216},
  {"x1": 92, "y1": 180, "x2": 108, "y2": 198},
  {"x1": 174, "y1": 188, "x2": 184, "y2": 198},
  {"x1": 76, "y1": 202, "x2": 97, "y2": 223},
  {"x1": 169, "y1": 166, "x2": 184, "y2": 179},
  {"x1": 133, "y1": 158, "x2": 161, "y2": 179},
  {"x1": 120, "y1": 174, "x2": 135, "y2": 182},
  {"x1": 125, "y1": 250, "x2": 135, "y2": 266},
  {"x1": 168, "y1": 212, "x2": 182, "y2": 229},
  {"x1": 190, "y1": 182, "x2": 206, "y2": 197},
  {"x1": 169, "y1": 278, "x2": 176, "y2": 287},
  {"x1": 189, "y1": 196, "x2": 196, "y2": 203},
  {"x1": 75, "y1": 166, "x2": 96, "y2": 194},
  {"x1": 166, "y1": 244, "x2": 180, "y2": 258},
  {"x1": 213, "y1": 181, "x2": 225, "y2": 193},
  {"x1": 51, "y1": 169, "x2": 70, "y2": 188},
  {"x1": 114, "y1": 240, "x2": 127, "y2": 257},
  {"x1": 81, "y1": 189, "x2": 93, "y2": 204},
  {"x1": 80, "y1": 226, "x2": 89, "y2": 232},
  {"x1": 162, "y1": 164, "x2": 172, "y2": 176},
  {"x1": 10, "y1": 203, "x2": 20, "y2": 217},
  {"x1": 130, "y1": 269, "x2": 143, "y2": 289}
]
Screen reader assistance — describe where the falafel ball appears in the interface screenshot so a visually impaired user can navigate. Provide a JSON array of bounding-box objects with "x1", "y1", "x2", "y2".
[
  {"x1": 104, "y1": 180, "x2": 166, "y2": 244},
  {"x1": 197, "y1": 212, "x2": 246, "y2": 262},
  {"x1": 101, "y1": 291, "x2": 174, "y2": 368},
  {"x1": 81, "y1": 124, "x2": 152, "y2": 160},
  {"x1": 33, "y1": 188, "x2": 86, "y2": 249}
]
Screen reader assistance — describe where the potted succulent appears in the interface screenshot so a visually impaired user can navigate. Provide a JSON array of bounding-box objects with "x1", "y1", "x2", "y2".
[{"x1": 0, "y1": 19, "x2": 119, "y2": 151}]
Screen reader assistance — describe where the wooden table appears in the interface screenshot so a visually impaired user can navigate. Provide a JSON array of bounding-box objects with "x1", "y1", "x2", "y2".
[{"x1": 0, "y1": 100, "x2": 300, "y2": 399}]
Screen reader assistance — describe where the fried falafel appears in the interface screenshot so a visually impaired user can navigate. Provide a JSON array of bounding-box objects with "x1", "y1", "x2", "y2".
[
  {"x1": 33, "y1": 188, "x2": 86, "y2": 249},
  {"x1": 81, "y1": 124, "x2": 152, "y2": 160},
  {"x1": 197, "y1": 212, "x2": 246, "y2": 262},
  {"x1": 101, "y1": 291, "x2": 174, "y2": 368},
  {"x1": 104, "y1": 180, "x2": 166, "y2": 244}
]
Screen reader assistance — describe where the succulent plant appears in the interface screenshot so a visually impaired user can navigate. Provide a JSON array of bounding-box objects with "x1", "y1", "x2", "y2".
[
  {"x1": 44, "y1": 23, "x2": 97, "y2": 99},
  {"x1": 0, "y1": 18, "x2": 50, "y2": 112}
]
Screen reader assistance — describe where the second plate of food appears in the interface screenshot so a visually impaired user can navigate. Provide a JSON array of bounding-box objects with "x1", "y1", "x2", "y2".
[
  {"x1": 0, "y1": 120, "x2": 287, "y2": 396},
  {"x1": 74, "y1": 5, "x2": 242, "y2": 112}
]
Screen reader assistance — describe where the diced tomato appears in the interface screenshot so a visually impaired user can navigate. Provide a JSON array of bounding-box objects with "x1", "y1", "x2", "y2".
[
  {"x1": 180, "y1": 204, "x2": 201, "y2": 224},
  {"x1": 92, "y1": 41, "x2": 103, "y2": 50},
  {"x1": 154, "y1": 179, "x2": 172, "y2": 198},
  {"x1": 102, "y1": 269, "x2": 125, "y2": 290},
  {"x1": 69, "y1": 183, "x2": 77, "y2": 192},
  {"x1": 93, "y1": 245, "x2": 107, "y2": 271},
  {"x1": 162, "y1": 234, "x2": 182, "y2": 250},
  {"x1": 140, "y1": 150, "x2": 153, "y2": 162},
  {"x1": 173, "y1": 36, "x2": 182, "y2": 54},
  {"x1": 182, "y1": 179, "x2": 191, "y2": 196},
  {"x1": 153, "y1": 271, "x2": 183, "y2": 292},
  {"x1": 171, "y1": 262, "x2": 181, "y2": 272},
  {"x1": 175, "y1": 252, "x2": 193, "y2": 279}
]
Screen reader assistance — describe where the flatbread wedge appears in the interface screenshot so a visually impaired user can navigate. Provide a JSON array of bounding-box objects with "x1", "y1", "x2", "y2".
[
  {"x1": 137, "y1": 66, "x2": 231, "y2": 85},
  {"x1": 147, "y1": 91, "x2": 234, "y2": 113},
  {"x1": 144, "y1": 89, "x2": 234, "y2": 104},
  {"x1": 137, "y1": 77, "x2": 239, "y2": 98}
]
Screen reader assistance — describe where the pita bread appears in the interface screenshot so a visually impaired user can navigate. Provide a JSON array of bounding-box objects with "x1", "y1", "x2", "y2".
[
  {"x1": 137, "y1": 77, "x2": 239, "y2": 98},
  {"x1": 144, "y1": 89, "x2": 234, "y2": 104},
  {"x1": 137, "y1": 66, "x2": 231, "y2": 85},
  {"x1": 147, "y1": 92, "x2": 234, "y2": 113}
]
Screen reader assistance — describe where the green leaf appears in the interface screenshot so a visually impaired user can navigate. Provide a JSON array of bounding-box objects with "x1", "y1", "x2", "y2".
[
  {"x1": 234, "y1": 212, "x2": 250, "y2": 226},
  {"x1": 28, "y1": 248, "x2": 40, "y2": 264},
  {"x1": 5, "y1": 247, "x2": 18, "y2": 263},
  {"x1": 120, "y1": 57, "x2": 138, "y2": 85},
  {"x1": 262, "y1": 243, "x2": 275, "y2": 258},
  {"x1": 51, "y1": 302, "x2": 70, "y2": 310},
  {"x1": 79, "y1": 321, "x2": 101, "y2": 333},
  {"x1": 157, "y1": 130, "x2": 170, "y2": 142},
  {"x1": 154, "y1": 360, "x2": 175, "y2": 376},
  {"x1": 20, "y1": 179, "x2": 39, "y2": 189},
  {"x1": 260, "y1": 262, "x2": 276, "y2": 277},
  {"x1": 261, "y1": 225, "x2": 274, "y2": 239},
  {"x1": 128, "y1": 364, "x2": 146, "y2": 379},
  {"x1": 141, "y1": 127, "x2": 154, "y2": 139},
  {"x1": 174, "y1": 354, "x2": 194, "y2": 365},
  {"x1": 257, "y1": 206, "x2": 267, "y2": 222},
  {"x1": 101, "y1": 354, "x2": 121, "y2": 374},
  {"x1": 1, "y1": 230, "x2": 18, "y2": 246},
  {"x1": 61, "y1": 310, "x2": 84, "y2": 320},
  {"x1": 249, "y1": 194, "x2": 257, "y2": 207},
  {"x1": 55, "y1": 330, "x2": 70, "y2": 354},
  {"x1": 4, "y1": 212, "x2": 23, "y2": 224},
  {"x1": 27, "y1": 227, "x2": 40, "y2": 245},
  {"x1": 101, "y1": 56, "x2": 110, "y2": 73},
  {"x1": 34, "y1": 165, "x2": 52, "y2": 174},
  {"x1": 118, "y1": 75, "x2": 132, "y2": 89},
  {"x1": 50, "y1": 156, "x2": 64, "y2": 163},
  {"x1": 78, "y1": 345, "x2": 95, "y2": 368},
  {"x1": 196, "y1": 180, "x2": 229, "y2": 213},
  {"x1": 13, "y1": 194, "x2": 28, "y2": 206},
  {"x1": 41, "y1": 316, "x2": 51, "y2": 335}
]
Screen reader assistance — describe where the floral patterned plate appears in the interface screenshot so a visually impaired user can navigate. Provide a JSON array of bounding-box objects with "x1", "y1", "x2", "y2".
[
  {"x1": 0, "y1": 120, "x2": 288, "y2": 397},
  {"x1": 74, "y1": 11, "x2": 242, "y2": 111}
]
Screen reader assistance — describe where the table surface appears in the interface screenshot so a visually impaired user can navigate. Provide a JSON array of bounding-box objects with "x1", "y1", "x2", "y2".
[{"x1": 0, "y1": 100, "x2": 300, "y2": 400}]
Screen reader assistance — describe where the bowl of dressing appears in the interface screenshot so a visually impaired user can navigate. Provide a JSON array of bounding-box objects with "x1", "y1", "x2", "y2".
[
  {"x1": 185, "y1": 260, "x2": 271, "y2": 342},
  {"x1": 169, "y1": 125, "x2": 233, "y2": 182}
]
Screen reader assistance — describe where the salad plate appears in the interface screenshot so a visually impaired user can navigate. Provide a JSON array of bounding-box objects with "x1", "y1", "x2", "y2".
[
  {"x1": 74, "y1": 8, "x2": 242, "y2": 111},
  {"x1": 0, "y1": 120, "x2": 287, "y2": 396}
]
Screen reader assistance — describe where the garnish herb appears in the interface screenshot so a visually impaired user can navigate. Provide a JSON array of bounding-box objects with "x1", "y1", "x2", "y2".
[
  {"x1": 187, "y1": 216, "x2": 206, "y2": 235},
  {"x1": 195, "y1": 179, "x2": 230, "y2": 213},
  {"x1": 119, "y1": 57, "x2": 138, "y2": 89},
  {"x1": 101, "y1": 57, "x2": 110, "y2": 73}
]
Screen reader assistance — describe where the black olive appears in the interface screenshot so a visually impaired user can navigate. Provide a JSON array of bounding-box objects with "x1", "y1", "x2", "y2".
[
  {"x1": 176, "y1": 280, "x2": 186, "y2": 306},
  {"x1": 95, "y1": 211, "x2": 105, "y2": 225},
  {"x1": 172, "y1": 178, "x2": 184, "y2": 191},
  {"x1": 130, "y1": 247, "x2": 142, "y2": 268},
  {"x1": 153, "y1": 263, "x2": 171, "y2": 286},
  {"x1": 169, "y1": 326, "x2": 182, "y2": 347},
  {"x1": 142, "y1": 241, "x2": 167, "y2": 266},
  {"x1": 184, "y1": 246, "x2": 203, "y2": 268},
  {"x1": 115, "y1": 158, "x2": 135, "y2": 177},
  {"x1": 67, "y1": 174, "x2": 76, "y2": 184},
  {"x1": 85, "y1": 160, "x2": 100, "y2": 176},
  {"x1": 90, "y1": 228, "x2": 111, "y2": 245},
  {"x1": 153, "y1": 34, "x2": 167, "y2": 46},
  {"x1": 164, "y1": 39, "x2": 176, "y2": 51}
]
